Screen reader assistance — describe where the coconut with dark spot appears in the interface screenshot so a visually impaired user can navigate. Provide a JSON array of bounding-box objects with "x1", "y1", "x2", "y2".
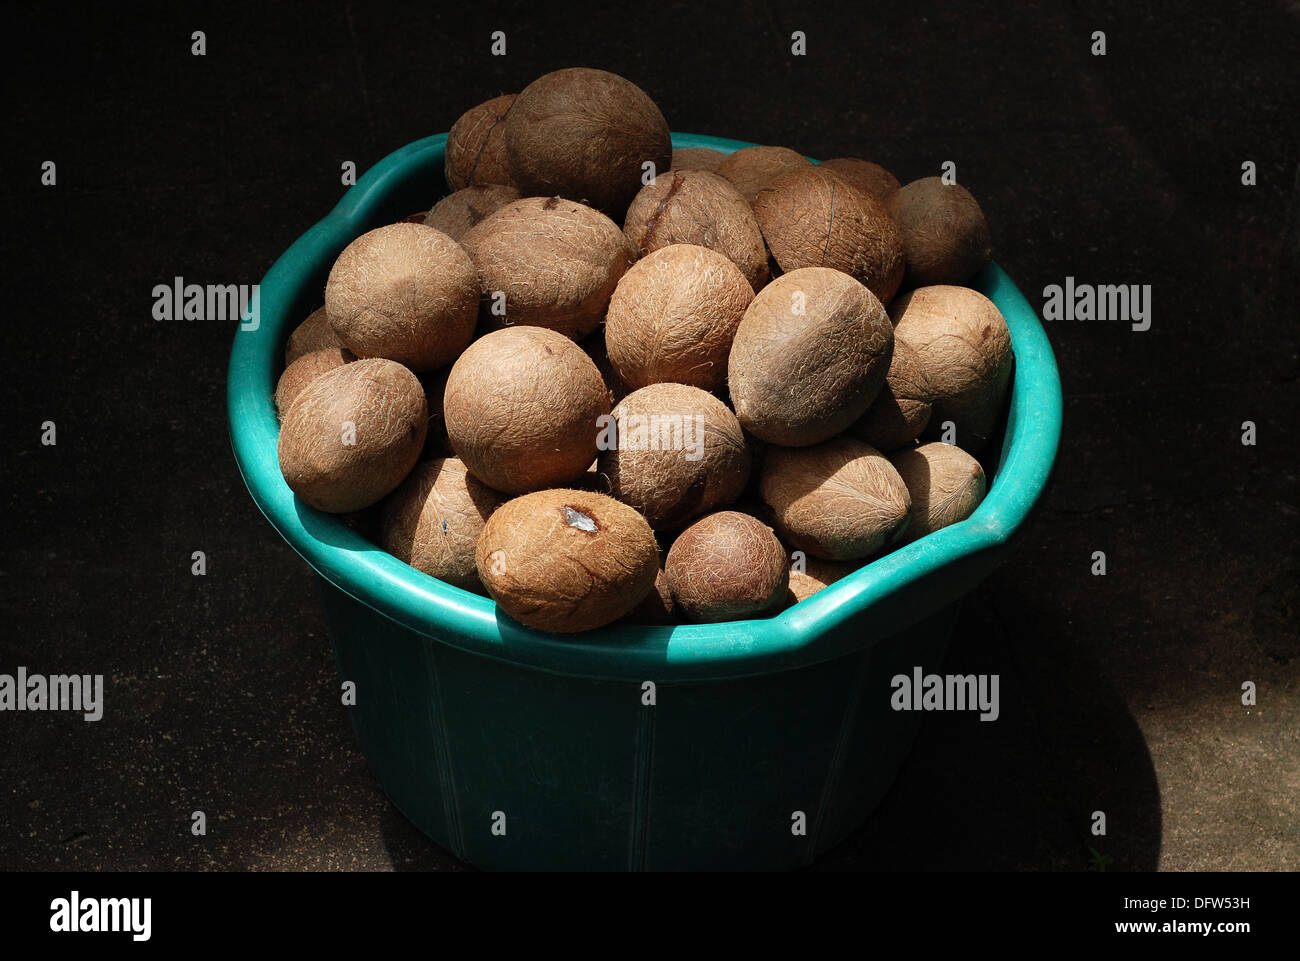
[
  {"x1": 476, "y1": 488, "x2": 660, "y2": 632},
  {"x1": 885, "y1": 177, "x2": 991, "y2": 287},
  {"x1": 846, "y1": 337, "x2": 934, "y2": 451},
  {"x1": 889, "y1": 442, "x2": 986, "y2": 542},
  {"x1": 443, "y1": 326, "x2": 611, "y2": 494},
  {"x1": 504, "y1": 68, "x2": 671, "y2": 218},
  {"x1": 423, "y1": 184, "x2": 521, "y2": 241},
  {"x1": 598, "y1": 382, "x2": 751, "y2": 530},
  {"x1": 444, "y1": 93, "x2": 517, "y2": 190},
  {"x1": 728, "y1": 267, "x2": 894, "y2": 447},
  {"x1": 325, "y1": 222, "x2": 479, "y2": 372},
  {"x1": 605, "y1": 244, "x2": 754, "y2": 392},
  {"x1": 716, "y1": 145, "x2": 812, "y2": 204},
  {"x1": 665, "y1": 510, "x2": 788, "y2": 622},
  {"x1": 277, "y1": 358, "x2": 428, "y2": 513},
  {"x1": 380, "y1": 456, "x2": 505, "y2": 591},
  {"x1": 753, "y1": 166, "x2": 906, "y2": 305},
  {"x1": 622, "y1": 171, "x2": 769, "y2": 292},
  {"x1": 890, "y1": 285, "x2": 1012, "y2": 452},
  {"x1": 759, "y1": 436, "x2": 912, "y2": 560},
  {"x1": 459, "y1": 196, "x2": 637, "y2": 341}
]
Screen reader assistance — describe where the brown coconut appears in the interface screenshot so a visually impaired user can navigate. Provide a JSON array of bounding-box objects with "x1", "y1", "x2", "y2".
[
  {"x1": 380, "y1": 456, "x2": 505, "y2": 591},
  {"x1": 890, "y1": 285, "x2": 1013, "y2": 452},
  {"x1": 846, "y1": 337, "x2": 934, "y2": 451},
  {"x1": 728, "y1": 267, "x2": 894, "y2": 446},
  {"x1": 886, "y1": 177, "x2": 991, "y2": 287},
  {"x1": 460, "y1": 196, "x2": 637, "y2": 341},
  {"x1": 784, "y1": 555, "x2": 857, "y2": 606},
  {"x1": 716, "y1": 145, "x2": 812, "y2": 204},
  {"x1": 817, "y1": 157, "x2": 901, "y2": 200},
  {"x1": 423, "y1": 184, "x2": 521, "y2": 241},
  {"x1": 665, "y1": 511, "x2": 788, "y2": 623},
  {"x1": 443, "y1": 326, "x2": 611, "y2": 494},
  {"x1": 623, "y1": 170, "x2": 770, "y2": 291},
  {"x1": 275, "y1": 347, "x2": 356, "y2": 415},
  {"x1": 277, "y1": 358, "x2": 428, "y2": 513},
  {"x1": 889, "y1": 442, "x2": 987, "y2": 543},
  {"x1": 671, "y1": 147, "x2": 726, "y2": 172},
  {"x1": 597, "y1": 383, "x2": 751, "y2": 530},
  {"x1": 760, "y1": 436, "x2": 912, "y2": 560},
  {"x1": 504, "y1": 68, "x2": 672, "y2": 218},
  {"x1": 445, "y1": 93, "x2": 517, "y2": 190},
  {"x1": 476, "y1": 488, "x2": 659, "y2": 633},
  {"x1": 324, "y1": 222, "x2": 479, "y2": 372},
  {"x1": 605, "y1": 244, "x2": 754, "y2": 392},
  {"x1": 284, "y1": 307, "x2": 342, "y2": 366},
  {"x1": 753, "y1": 166, "x2": 906, "y2": 305}
]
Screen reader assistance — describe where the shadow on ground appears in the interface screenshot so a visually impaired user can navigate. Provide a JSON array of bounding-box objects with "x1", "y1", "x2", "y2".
[{"x1": 373, "y1": 579, "x2": 1162, "y2": 872}]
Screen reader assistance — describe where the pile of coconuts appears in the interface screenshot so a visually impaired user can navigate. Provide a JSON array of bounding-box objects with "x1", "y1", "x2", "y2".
[{"x1": 275, "y1": 66, "x2": 1013, "y2": 634}]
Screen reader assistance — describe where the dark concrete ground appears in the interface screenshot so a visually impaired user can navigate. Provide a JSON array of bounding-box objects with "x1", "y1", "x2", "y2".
[{"x1": 1, "y1": 1, "x2": 1296, "y2": 871}]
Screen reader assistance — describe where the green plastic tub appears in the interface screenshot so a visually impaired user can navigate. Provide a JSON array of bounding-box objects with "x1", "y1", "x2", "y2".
[{"x1": 228, "y1": 133, "x2": 1062, "y2": 871}]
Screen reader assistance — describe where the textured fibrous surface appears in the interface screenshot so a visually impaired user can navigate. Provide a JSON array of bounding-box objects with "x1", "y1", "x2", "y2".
[
  {"x1": 728, "y1": 267, "x2": 894, "y2": 446},
  {"x1": 275, "y1": 347, "x2": 355, "y2": 415},
  {"x1": 423, "y1": 184, "x2": 521, "y2": 241},
  {"x1": 598, "y1": 382, "x2": 751, "y2": 530},
  {"x1": 671, "y1": 147, "x2": 726, "y2": 172},
  {"x1": 760, "y1": 436, "x2": 913, "y2": 560},
  {"x1": 380, "y1": 456, "x2": 504, "y2": 591},
  {"x1": 753, "y1": 166, "x2": 906, "y2": 304},
  {"x1": 818, "y1": 157, "x2": 902, "y2": 200},
  {"x1": 890, "y1": 285, "x2": 1013, "y2": 451},
  {"x1": 785, "y1": 555, "x2": 857, "y2": 605},
  {"x1": 325, "y1": 222, "x2": 479, "y2": 372},
  {"x1": 284, "y1": 307, "x2": 341, "y2": 366},
  {"x1": 445, "y1": 93, "x2": 517, "y2": 190},
  {"x1": 716, "y1": 145, "x2": 812, "y2": 203},
  {"x1": 886, "y1": 177, "x2": 991, "y2": 287},
  {"x1": 665, "y1": 510, "x2": 788, "y2": 623},
  {"x1": 889, "y1": 442, "x2": 986, "y2": 543},
  {"x1": 623, "y1": 171, "x2": 769, "y2": 291},
  {"x1": 460, "y1": 196, "x2": 636, "y2": 340},
  {"x1": 504, "y1": 68, "x2": 672, "y2": 217},
  {"x1": 476, "y1": 489, "x2": 659, "y2": 633},
  {"x1": 443, "y1": 326, "x2": 611, "y2": 494},
  {"x1": 605, "y1": 244, "x2": 754, "y2": 392},
  {"x1": 277, "y1": 358, "x2": 428, "y2": 513},
  {"x1": 846, "y1": 337, "x2": 934, "y2": 451}
]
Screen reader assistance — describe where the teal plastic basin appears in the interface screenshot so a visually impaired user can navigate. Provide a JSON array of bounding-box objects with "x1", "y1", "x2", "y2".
[{"x1": 227, "y1": 133, "x2": 1062, "y2": 871}]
